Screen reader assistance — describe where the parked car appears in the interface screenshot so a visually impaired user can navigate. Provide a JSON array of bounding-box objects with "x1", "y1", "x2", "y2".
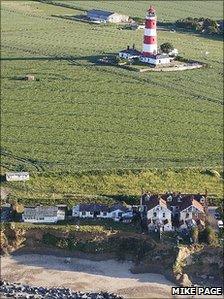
[{"x1": 217, "y1": 220, "x2": 223, "y2": 229}]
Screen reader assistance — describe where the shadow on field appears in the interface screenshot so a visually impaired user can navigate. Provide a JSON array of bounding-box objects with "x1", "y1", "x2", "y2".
[
  {"x1": 0, "y1": 56, "x2": 62, "y2": 61},
  {"x1": 100, "y1": 194, "x2": 140, "y2": 205}
]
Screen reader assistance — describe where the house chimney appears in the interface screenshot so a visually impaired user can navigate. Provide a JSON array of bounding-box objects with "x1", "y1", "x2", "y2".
[
  {"x1": 133, "y1": 43, "x2": 135, "y2": 49},
  {"x1": 127, "y1": 45, "x2": 130, "y2": 50}
]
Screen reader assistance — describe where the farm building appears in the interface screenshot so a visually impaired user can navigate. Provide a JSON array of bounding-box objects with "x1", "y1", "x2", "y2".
[
  {"x1": 22, "y1": 205, "x2": 65, "y2": 223},
  {"x1": 87, "y1": 9, "x2": 129, "y2": 23},
  {"x1": 6, "y1": 172, "x2": 29, "y2": 182}
]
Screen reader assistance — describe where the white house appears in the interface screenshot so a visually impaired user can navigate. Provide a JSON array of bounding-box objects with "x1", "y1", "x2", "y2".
[
  {"x1": 119, "y1": 46, "x2": 141, "y2": 60},
  {"x1": 87, "y1": 10, "x2": 129, "y2": 23},
  {"x1": 143, "y1": 196, "x2": 173, "y2": 232},
  {"x1": 22, "y1": 206, "x2": 65, "y2": 223},
  {"x1": 72, "y1": 203, "x2": 133, "y2": 221},
  {"x1": 108, "y1": 204, "x2": 132, "y2": 220},
  {"x1": 141, "y1": 192, "x2": 207, "y2": 232},
  {"x1": 168, "y1": 48, "x2": 178, "y2": 57},
  {"x1": 139, "y1": 53, "x2": 171, "y2": 65},
  {"x1": 179, "y1": 199, "x2": 205, "y2": 230}
]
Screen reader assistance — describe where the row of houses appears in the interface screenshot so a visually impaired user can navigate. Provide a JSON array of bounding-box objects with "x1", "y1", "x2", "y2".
[
  {"x1": 21, "y1": 203, "x2": 133, "y2": 224},
  {"x1": 1, "y1": 192, "x2": 208, "y2": 233},
  {"x1": 141, "y1": 192, "x2": 206, "y2": 232}
]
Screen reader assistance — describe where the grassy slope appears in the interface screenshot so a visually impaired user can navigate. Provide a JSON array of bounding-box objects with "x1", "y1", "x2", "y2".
[
  {"x1": 1, "y1": 1, "x2": 223, "y2": 203},
  {"x1": 2, "y1": 169, "x2": 223, "y2": 206}
]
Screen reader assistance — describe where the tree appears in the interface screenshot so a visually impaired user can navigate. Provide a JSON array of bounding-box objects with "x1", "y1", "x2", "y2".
[
  {"x1": 190, "y1": 226, "x2": 199, "y2": 243},
  {"x1": 160, "y1": 42, "x2": 174, "y2": 54}
]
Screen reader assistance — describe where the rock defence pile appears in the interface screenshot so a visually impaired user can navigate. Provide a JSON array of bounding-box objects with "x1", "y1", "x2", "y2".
[{"x1": 0, "y1": 281, "x2": 123, "y2": 299}]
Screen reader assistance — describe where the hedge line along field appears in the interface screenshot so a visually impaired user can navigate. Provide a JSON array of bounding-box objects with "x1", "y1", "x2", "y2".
[{"x1": 1, "y1": 2, "x2": 223, "y2": 180}]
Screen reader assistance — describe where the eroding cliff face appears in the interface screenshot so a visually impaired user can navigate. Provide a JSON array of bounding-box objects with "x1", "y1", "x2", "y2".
[
  {"x1": 1, "y1": 224, "x2": 26, "y2": 254},
  {"x1": 183, "y1": 246, "x2": 223, "y2": 286},
  {"x1": 1, "y1": 225, "x2": 223, "y2": 287}
]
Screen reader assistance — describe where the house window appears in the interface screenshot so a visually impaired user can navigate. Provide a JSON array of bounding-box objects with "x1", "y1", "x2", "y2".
[
  {"x1": 153, "y1": 212, "x2": 157, "y2": 217},
  {"x1": 163, "y1": 212, "x2": 165, "y2": 217},
  {"x1": 103, "y1": 212, "x2": 107, "y2": 216},
  {"x1": 159, "y1": 60, "x2": 161, "y2": 63},
  {"x1": 118, "y1": 212, "x2": 122, "y2": 217},
  {"x1": 186, "y1": 213, "x2": 189, "y2": 218},
  {"x1": 89, "y1": 212, "x2": 93, "y2": 215},
  {"x1": 82, "y1": 211, "x2": 86, "y2": 216}
]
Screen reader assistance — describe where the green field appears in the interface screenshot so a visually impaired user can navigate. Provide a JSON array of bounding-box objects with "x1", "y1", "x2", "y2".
[{"x1": 1, "y1": 1, "x2": 223, "y2": 202}]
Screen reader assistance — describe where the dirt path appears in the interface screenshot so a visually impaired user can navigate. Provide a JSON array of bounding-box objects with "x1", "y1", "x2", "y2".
[{"x1": 1, "y1": 254, "x2": 175, "y2": 298}]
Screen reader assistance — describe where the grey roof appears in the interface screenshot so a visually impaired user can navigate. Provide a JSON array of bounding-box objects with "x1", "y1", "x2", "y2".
[
  {"x1": 120, "y1": 49, "x2": 141, "y2": 55},
  {"x1": 155, "y1": 54, "x2": 169, "y2": 59},
  {"x1": 77, "y1": 203, "x2": 130, "y2": 213},
  {"x1": 79, "y1": 204, "x2": 109, "y2": 212},
  {"x1": 23, "y1": 206, "x2": 58, "y2": 218},
  {"x1": 0, "y1": 206, "x2": 13, "y2": 222},
  {"x1": 109, "y1": 204, "x2": 129, "y2": 212},
  {"x1": 87, "y1": 9, "x2": 114, "y2": 18},
  {"x1": 141, "y1": 53, "x2": 170, "y2": 59}
]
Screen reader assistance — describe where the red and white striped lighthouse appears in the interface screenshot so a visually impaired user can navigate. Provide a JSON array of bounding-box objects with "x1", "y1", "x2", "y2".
[{"x1": 142, "y1": 5, "x2": 157, "y2": 56}]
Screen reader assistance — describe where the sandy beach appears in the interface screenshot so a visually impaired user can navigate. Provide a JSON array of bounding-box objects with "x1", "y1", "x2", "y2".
[
  {"x1": 1, "y1": 254, "x2": 222, "y2": 298},
  {"x1": 1, "y1": 253, "x2": 175, "y2": 298}
]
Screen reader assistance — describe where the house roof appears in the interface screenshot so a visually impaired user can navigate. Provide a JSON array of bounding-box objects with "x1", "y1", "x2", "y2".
[
  {"x1": 142, "y1": 193, "x2": 205, "y2": 212},
  {"x1": 0, "y1": 206, "x2": 12, "y2": 221},
  {"x1": 120, "y1": 49, "x2": 141, "y2": 55},
  {"x1": 110, "y1": 203, "x2": 129, "y2": 212},
  {"x1": 143, "y1": 195, "x2": 168, "y2": 211},
  {"x1": 87, "y1": 9, "x2": 114, "y2": 18},
  {"x1": 23, "y1": 206, "x2": 59, "y2": 218},
  {"x1": 77, "y1": 203, "x2": 130, "y2": 213},
  {"x1": 78, "y1": 204, "x2": 109, "y2": 212},
  {"x1": 141, "y1": 53, "x2": 169, "y2": 59}
]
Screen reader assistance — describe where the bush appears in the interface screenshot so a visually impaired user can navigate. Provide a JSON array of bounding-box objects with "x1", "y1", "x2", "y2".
[
  {"x1": 160, "y1": 42, "x2": 174, "y2": 54},
  {"x1": 199, "y1": 225, "x2": 219, "y2": 246},
  {"x1": 190, "y1": 226, "x2": 199, "y2": 243}
]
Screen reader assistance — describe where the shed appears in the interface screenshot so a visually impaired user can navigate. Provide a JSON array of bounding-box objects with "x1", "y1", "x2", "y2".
[{"x1": 6, "y1": 172, "x2": 29, "y2": 182}]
